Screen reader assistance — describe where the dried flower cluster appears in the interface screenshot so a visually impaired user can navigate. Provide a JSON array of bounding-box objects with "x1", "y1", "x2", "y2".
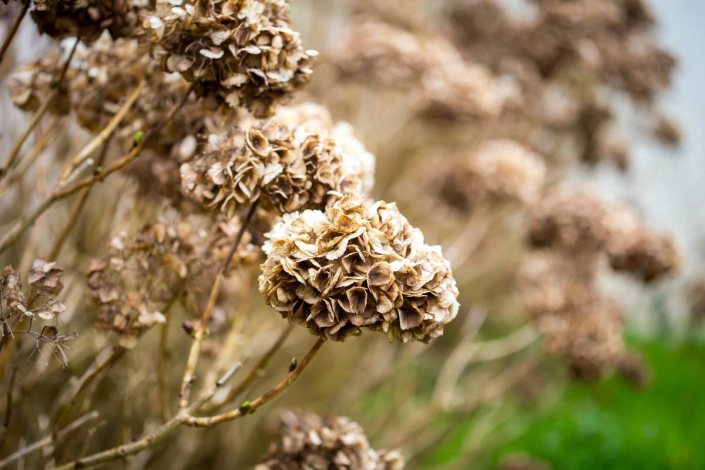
[
  {"x1": 394, "y1": 139, "x2": 544, "y2": 229},
  {"x1": 180, "y1": 105, "x2": 375, "y2": 217},
  {"x1": 1, "y1": 260, "x2": 72, "y2": 365},
  {"x1": 333, "y1": 18, "x2": 505, "y2": 119},
  {"x1": 30, "y1": 0, "x2": 147, "y2": 44},
  {"x1": 6, "y1": 49, "x2": 74, "y2": 115},
  {"x1": 537, "y1": 298, "x2": 624, "y2": 381},
  {"x1": 1, "y1": 259, "x2": 66, "y2": 329},
  {"x1": 256, "y1": 411, "x2": 404, "y2": 470},
  {"x1": 259, "y1": 195, "x2": 459, "y2": 343},
  {"x1": 87, "y1": 218, "x2": 258, "y2": 348},
  {"x1": 528, "y1": 185, "x2": 612, "y2": 253},
  {"x1": 144, "y1": 0, "x2": 316, "y2": 117},
  {"x1": 446, "y1": 0, "x2": 678, "y2": 169},
  {"x1": 522, "y1": 185, "x2": 680, "y2": 379}
]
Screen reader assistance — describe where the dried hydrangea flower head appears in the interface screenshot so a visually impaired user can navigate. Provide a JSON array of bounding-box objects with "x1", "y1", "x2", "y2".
[
  {"x1": 0, "y1": 260, "x2": 71, "y2": 365},
  {"x1": 519, "y1": 250, "x2": 599, "y2": 319},
  {"x1": 1, "y1": 259, "x2": 67, "y2": 328},
  {"x1": 538, "y1": 298, "x2": 624, "y2": 381},
  {"x1": 144, "y1": 0, "x2": 316, "y2": 117},
  {"x1": 6, "y1": 49, "x2": 75, "y2": 115},
  {"x1": 528, "y1": 185, "x2": 612, "y2": 253},
  {"x1": 604, "y1": 204, "x2": 682, "y2": 282},
  {"x1": 181, "y1": 106, "x2": 375, "y2": 217},
  {"x1": 462, "y1": 140, "x2": 545, "y2": 205},
  {"x1": 333, "y1": 18, "x2": 504, "y2": 119},
  {"x1": 259, "y1": 195, "x2": 459, "y2": 343},
  {"x1": 256, "y1": 411, "x2": 405, "y2": 470},
  {"x1": 88, "y1": 218, "x2": 258, "y2": 348},
  {"x1": 30, "y1": 0, "x2": 147, "y2": 44}
]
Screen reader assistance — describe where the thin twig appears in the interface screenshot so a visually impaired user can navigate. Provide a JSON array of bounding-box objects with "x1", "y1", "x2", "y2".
[
  {"x1": 178, "y1": 199, "x2": 259, "y2": 411},
  {"x1": 0, "y1": 368, "x2": 17, "y2": 449},
  {"x1": 57, "y1": 80, "x2": 147, "y2": 187},
  {"x1": 202, "y1": 325, "x2": 293, "y2": 413},
  {"x1": 185, "y1": 337, "x2": 325, "y2": 427},
  {"x1": 51, "y1": 347, "x2": 126, "y2": 435},
  {"x1": 0, "y1": 84, "x2": 194, "y2": 255},
  {"x1": 0, "y1": 116, "x2": 59, "y2": 200},
  {"x1": 0, "y1": 93, "x2": 55, "y2": 181},
  {"x1": 0, "y1": 0, "x2": 29, "y2": 66},
  {"x1": 54, "y1": 338, "x2": 324, "y2": 470},
  {"x1": 0, "y1": 411, "x2": 99, "y2": 469},
  {"x1": 0, "y1": 36, "x2": 79, "y2": 181}
]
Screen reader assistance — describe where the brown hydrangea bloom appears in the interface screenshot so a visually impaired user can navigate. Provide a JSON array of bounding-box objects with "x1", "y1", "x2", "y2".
[
  {"x1": 604, "y1": 204, "x2": 682, "y2": 282},
  {"x1": 519, "y1": 250, "x2": 599, "y2": 319},
  {"x1": 30, "y1": 0, "x2": 147, "y2": 44},
  {"x1": 528, "y1": 185, "x2": 612, "y2": 252},
  {"x1": 180, "y1": 108, "x2": 375, "y2": 217},
  {"x1": 259, "y1": 195, "x2": 459, "y2": 343},
  {"x1": 88, "y1": 218, "x2": 258, "y2": 348},
  {"x1": 463, "y1": 140, "x2": 545, "y2": 205},
  {"x1": 1, "y1": 259, "x2": 67, "y2": 328},
  {"x1": 333, "y1": 19, "x2": 504, "y2": 119},
  {"x1": 607, "y1": 230, "x2": 681, "y2": 283},
  {"x1": 538, "y1": 298, "x2": 624, "y2": 381},
  {"x1": 6, "y1": 49, "x2": 74, "y2": 115},
  {"x1": 256, "y1": 411, "x2": 405, "y2": 470},
  {"x1": 144, "y1": 0, "x2": 316, "y2": 117}
]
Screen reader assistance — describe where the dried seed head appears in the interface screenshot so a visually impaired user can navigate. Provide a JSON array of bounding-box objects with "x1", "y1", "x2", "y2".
[
  {"x1": 30, "y1": 0, "x2": 147, "y2": 44},
  {"x1": 538, "y1": 297, "x2": 624, "y2": 381},
  {"x1": 180, "y1": 105, "x2": 375, "y2": 217},
  {"x1": 88, "y1": 217, "x2": 258, "y2": 348},
  {"x1": 333, "y1": 19, "x2": 504, "y2": 119},
  {"x1": 528, "y1": 185, "x2": 611, "y2": 253},
  {"x1": 259, "y1": 194, "x2": 459, "y2": 343},
  {"x1": 6, "y1": 49, "x2": 73, "y2": 114},
  {"x1": 519, "y1": 250, "x2": 599, "y2": 319},
  {"x1": 256, "y1": 411, "x2": 405, "y2": 470},
  {"x1": 463, "y1": 140, "x2": 545, "y2": 205},
  {"x1": 604, "y1": 204, "x2": 681, "y2": 282},
  {"x1": 144, "y1": 0, "x2": 316, "y2": 116}
]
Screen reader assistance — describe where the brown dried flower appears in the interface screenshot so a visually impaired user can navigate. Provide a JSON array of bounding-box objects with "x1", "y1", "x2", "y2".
[
  {"x1": 538, "y1": 298, "x2": 624, "y2": 381},
  {"x1": 1, "y1": 260, "x2": 71, "y2": 365},
  {"x1": 87, "y1": 217, "x2": 258, "y2": 348},
  {"x1": 607, "y1": 229, "x2": 681, "y2": 283},
  {"x1": 30, "y1": 0, "x2": 147, "y2": 44},
  {"x1": 519, "y1": 249, "x2": 599, "y2": 319},
  {"x1": 6, "y1": 49, "x2": 74, "y2": 115},
  {"x1": 528, "y1": 185, "x2": 612, "y2": 253},
  {"x1": 180, "y1": 107, "x2": 375, "y2": 217},
  {"x1": 259, "y1": 194, "x2": 459, "y2": 343},
  {"x1": 256, "y1": 411, "x2": 405, "y2": 470},
  {"x1": 333, "y1": 19, "x2": 504, "y2": 119},
  {"x1": 144, "y1": 0, "x2": 316, "y2": 116}
]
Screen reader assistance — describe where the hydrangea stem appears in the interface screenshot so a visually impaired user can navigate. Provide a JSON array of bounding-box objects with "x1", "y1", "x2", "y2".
[{"x1": 0, "y1": 0, "x2": 29, "y2": 66}]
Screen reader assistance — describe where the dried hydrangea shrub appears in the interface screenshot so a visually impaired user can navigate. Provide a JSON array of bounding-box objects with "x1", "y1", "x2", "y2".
[
  {"x1": 528, "y1": 185, "x2": 612, "y2": 253},
  {"x1": 256, "y1": 411, "x2": 405, "y2": 470},
  {"x1": 87, "y1": 218, "x2": 258, "y2": 348},
  {"x1": 180, "y1": 107, "x2": 375, "y2": 217},
  {"x1": 538, "y1": 298, "x2": 624, "y2": 381},
  {"x1": 30, "y1": 0, "x2": 147, "y2": 44},
  {"x1": 144, "y1": 0, "x2": 316, "y2": 117},
  {"x1": 259, "y1": 195, "x2": 459, "y2": 343},
  {"x1": 333, "y1": 19, "x2": 504, "y2": 119}
]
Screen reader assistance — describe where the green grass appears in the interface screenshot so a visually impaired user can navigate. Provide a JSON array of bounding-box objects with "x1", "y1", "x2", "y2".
[{"x1": 492, "y1": 338, "x2": 705, "y2": 469}]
